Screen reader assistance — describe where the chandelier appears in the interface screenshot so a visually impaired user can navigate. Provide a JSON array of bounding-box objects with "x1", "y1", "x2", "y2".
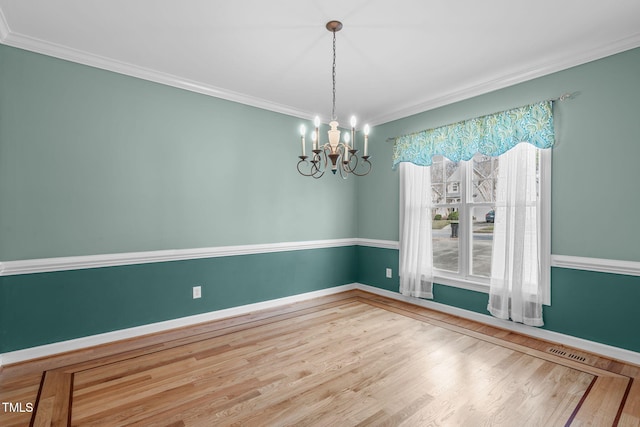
[{"x1": 297, "y1": 20, "x2": 371, "y2": 178}]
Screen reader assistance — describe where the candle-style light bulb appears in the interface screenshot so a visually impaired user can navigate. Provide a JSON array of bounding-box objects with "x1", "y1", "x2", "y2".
[
  {"x1": 299, "y1": 125, "x2": 306, "y2": 157},
  {"x1": 343, "y1": 132, "x2": 350, "y2": 162},
  {"x1": 364, "y1": 124, "x2": 370, "y2": 156},
  {"x1": 350, "y1": 116, "x2": 357, "y2": 152},
  {"x1": 313, "y1": 116, "x2": 320, "y2": 150}
]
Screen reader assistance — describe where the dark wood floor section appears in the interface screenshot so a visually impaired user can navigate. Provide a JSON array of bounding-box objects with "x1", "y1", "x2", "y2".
[{"x1": 1, "y1": 290, "x2": 639, "y2": 426}]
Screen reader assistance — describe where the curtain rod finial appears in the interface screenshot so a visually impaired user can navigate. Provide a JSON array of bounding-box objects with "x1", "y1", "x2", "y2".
[{"x1": 556, "y1": 92, "x2": 575, "y2": 101}]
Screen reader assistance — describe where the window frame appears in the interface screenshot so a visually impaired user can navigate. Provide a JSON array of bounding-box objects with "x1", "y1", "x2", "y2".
[{"x1": 430, "y1": 147, "x2": 552, "y2": 305}]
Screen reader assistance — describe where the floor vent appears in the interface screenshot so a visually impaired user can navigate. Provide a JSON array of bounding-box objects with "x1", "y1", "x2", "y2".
[{"x1": 547, "y1": 347, "x2": 590, "y2": 363}]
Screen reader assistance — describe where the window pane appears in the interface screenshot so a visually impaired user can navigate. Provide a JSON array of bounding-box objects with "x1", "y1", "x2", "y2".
[
  {"x1": 446, "y1": 181, "x2": 460, "y2": 203},
  {"x1": 431, "y1": 159, "x2": 443, "y2": 183},
  {"x1": 472, "y1": 180, "x2": 495, "y2": 203},
  {"x1": 472, "y1": 153, "x2": 498, "y2": 203},
  {"x1": 471, "y1": 207, "x2": 494, "y2": 277},
  {"x1": 432, "y1": 208, "x2": 459, "y2": 272},
  {"x1": 431, "y1": 184, "x2": 445, "y2": 205},
  {"x1": 472, "y1": 154, "x2": 496, "y2": 178},
  {"x1": 444, "y1": 158, "x2": 459, "y2": 181}
]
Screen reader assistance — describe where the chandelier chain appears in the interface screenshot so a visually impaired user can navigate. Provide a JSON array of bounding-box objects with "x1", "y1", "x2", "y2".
[{"x1": 331, "y1": 30, "x2": 337, "y2": 121}]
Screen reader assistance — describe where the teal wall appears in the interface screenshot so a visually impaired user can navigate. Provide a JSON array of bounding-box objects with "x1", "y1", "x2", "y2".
[
  {"x1": 0, "y1": 44, "x2": 358, "y2": 353},
  {"x1": 1, "y1": 43, "x2": 639, "y2": 355},
  {"x1": 356, "y1": 246, "x2": 640, "y2": 353},
  {"x1": 0, "y1": 44, "x2": 356, "y2": 261},
  {"x1": 359, "y1": 47, "x2": 640, "y2": 262},
  {"x1": 0, "y1": 247, "x2": 357, "y2": 353},
  {"x1": 356, "y1": 48, "x2": 640, "y2": 354}
]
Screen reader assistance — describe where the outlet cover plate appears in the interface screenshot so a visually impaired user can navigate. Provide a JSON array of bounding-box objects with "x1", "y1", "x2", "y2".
[{"x1": 193, "y1": 286, "x2": 202, "y2": 299}]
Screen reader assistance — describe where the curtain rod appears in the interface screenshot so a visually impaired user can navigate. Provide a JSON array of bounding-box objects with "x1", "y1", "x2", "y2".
[{"x1": 385, "y1": 92, "x2": 575, "y2": 143}]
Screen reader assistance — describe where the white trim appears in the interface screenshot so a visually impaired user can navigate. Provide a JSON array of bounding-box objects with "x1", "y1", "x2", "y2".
[
  {"x1": 1, "y1": 17, "x2": 638, "y2": 126},
  {"x1": 540, "y1": 148, "x2": 553, "y2": 305},
  {"x1": 356, "y1": 284, "x2": 640, "y2": 366},
  {"x1": 368, "y1": 33, "x2": 640, "y2": 125},
  {"x1": 0, "y1": 239, "x2": 358, "y2": 276},
  {"x1": 431, "y1": 274, "x2": 490, "y2": 294},
  {"x1": 355, "y1": 238, "x2": 400, "y2": 250},
  {"x1": 354, "y1": 239, "x2": 640, "y2": 278},
  {"x1": 0, "y1": 238, "x2": 640, "y2": 278},
  {"x1": 3, "y1": 282, "x2": 638, "y2": 367},
  {"x1": 551, "y1": 254, "x2": 640, "y2": 277},
  {"x1": 2, "y1": 240, "x2": 638, "y2": 278},
  {"x1": 0, "y1": 284, "x2": 357, "y2": 366},
  {"x1": 0, "y1": 31, "x2": 313, "y2": 121}
]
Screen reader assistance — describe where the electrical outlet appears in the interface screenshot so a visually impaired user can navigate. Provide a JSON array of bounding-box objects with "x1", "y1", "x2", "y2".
[
  {"x1": 386, "y1": 268, "x2": 392, "y2": 278},
  {"x1": 192, "y1": 286, "x2": 201, "y2": 299}
]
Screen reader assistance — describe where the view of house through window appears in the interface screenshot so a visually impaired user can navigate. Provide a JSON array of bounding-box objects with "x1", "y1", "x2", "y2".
[{"x1": 430, "y1": 148, "x2": 542, "y2": 282}]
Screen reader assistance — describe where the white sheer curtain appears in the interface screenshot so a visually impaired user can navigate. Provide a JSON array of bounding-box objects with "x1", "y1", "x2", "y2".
[
  {"x1": 488, "y1": 143, "x2": 544, "y2": 326},
  {"x1": 399, "y1": 162, "x2": 433, "y2": 299}
]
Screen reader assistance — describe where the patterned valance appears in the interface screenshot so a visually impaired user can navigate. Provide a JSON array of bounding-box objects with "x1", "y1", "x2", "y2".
[{"x1": 392, "y1": 101, "x2": 554, "y2": 168}]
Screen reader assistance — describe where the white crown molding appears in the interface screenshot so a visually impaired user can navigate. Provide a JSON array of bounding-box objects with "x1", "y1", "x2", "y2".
[
  {"x1": 0, "y1": 29, "x2": 313, "y2": 120},
  {"x1": 357, "y1": 284, "x2": 640, "y2": 366},
  {"x1": 1, "y1": 15, "x2": 639, "y2": 126},
  {"x1": 368, "y1": 33, "x2": 640, "y2": 126},
  {"x1": 551, "y1": 254, "x2": 640, "y2": 277},
  {"x1": 0, "y1": 238, "x2": 358, "y2": 276},
  {"x1": 0, "y1": 284, "x2": 357, "y2": 366}
]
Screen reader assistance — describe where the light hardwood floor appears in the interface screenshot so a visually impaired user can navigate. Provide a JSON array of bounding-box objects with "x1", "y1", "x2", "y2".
[{"x1": 1, "y1": 290, "x2": 638, "y2": 426}]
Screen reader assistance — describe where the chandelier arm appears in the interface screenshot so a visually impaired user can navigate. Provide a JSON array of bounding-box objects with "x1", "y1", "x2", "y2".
[
  {"x1": 311, "y1": 149, "x2": 327, "y2": 178},
  {"x1": 338, "y1": 152, "x2": 348, "y2": 179},
  {"x1": 297, "y1": 150, "x2": 326, "y2": 178},
  {"x1": 296, "y1": 158, "x2": 315, "y2": 177},
  {"x1": 349, "y1": 157, "x2": 372, "y2": 176},
  {"x1": 341, "y1": 146, "x2": 371, "y2": 176},
  {"x1": 343, "y1": 149, "x2": 358, "y2": 173}
]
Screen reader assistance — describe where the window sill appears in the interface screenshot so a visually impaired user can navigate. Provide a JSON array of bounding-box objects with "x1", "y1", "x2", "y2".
[
  {"x1": 433, "y1": 273, "x2": 551, "y2": 307},
  {"x1": 432, "y1": 273, "x2": 490, "y2": 294}
]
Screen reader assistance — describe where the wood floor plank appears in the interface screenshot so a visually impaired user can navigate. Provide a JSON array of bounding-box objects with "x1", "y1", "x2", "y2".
[
  {"x1": 2, "y1": 290, "x2": 637, "y2": 426},
  {"x1": 30, "y1": 370, "x2": 72, "y2": 427},
  {"x1": 0, "y1": 372, "x2": 41, "y2": 427},
  {"x1": 619, "y1": 378, "x2": 640, "y2": 426}
]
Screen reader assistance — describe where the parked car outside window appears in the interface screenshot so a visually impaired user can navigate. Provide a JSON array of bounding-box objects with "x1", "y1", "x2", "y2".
[{"x1": 485, "y1": 210, "x2": 495, "y2": 223}]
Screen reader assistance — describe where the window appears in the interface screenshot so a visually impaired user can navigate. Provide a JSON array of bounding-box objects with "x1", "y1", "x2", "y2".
[
  {"x1": 429, "y1": 145, "x2": 551, "y2": 301},
  {"x1": 394, "y1": 102, "x2": 555, "y2": 317}
]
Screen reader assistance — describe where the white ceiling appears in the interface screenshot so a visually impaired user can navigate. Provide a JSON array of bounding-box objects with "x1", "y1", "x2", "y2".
[{"x1": 1, "y1": 0, "x2": 640, "y2": 126}]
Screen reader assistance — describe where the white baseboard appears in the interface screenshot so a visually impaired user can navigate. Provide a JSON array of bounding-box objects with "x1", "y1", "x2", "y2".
[
  {"x1": 356, "y1": 284, "x2": 640, "y2": 366},
  {"x1": 0, "y1": 284, "x2": 357, "y2": 366},
  {"x1": 2, "y1": 282, "x2": 638, "y2": 367}
]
